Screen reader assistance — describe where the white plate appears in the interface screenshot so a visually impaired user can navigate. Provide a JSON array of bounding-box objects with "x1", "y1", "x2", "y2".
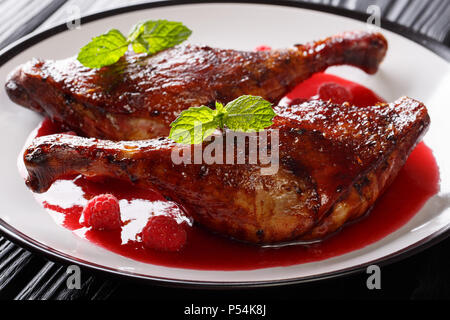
[{"x1": 0, "y1": 1, "x2": 449, "y2": 287}]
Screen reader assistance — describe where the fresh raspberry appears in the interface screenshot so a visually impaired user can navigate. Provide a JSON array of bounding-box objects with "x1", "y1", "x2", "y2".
[
  {"x1": 81, "y1": 194, "x2": 122, "y2": 230},
  {"x1": 255, "y1": 45, "x2": 272, "y2": 51},
  {"x1": 318, "y1": 82, "x2": 352, "y2": 105},
  {"x1": 142, "y1": 215, "x2": 187, "y2": 252}
]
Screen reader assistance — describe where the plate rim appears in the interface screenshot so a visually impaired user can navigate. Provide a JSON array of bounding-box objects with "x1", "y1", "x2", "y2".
[{"x1": 0, "y1": 0, "x2": 449, "y2": 288}]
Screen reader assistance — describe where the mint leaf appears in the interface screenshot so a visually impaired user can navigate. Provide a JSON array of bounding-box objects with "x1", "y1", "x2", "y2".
[
  {"x1": 77, "y1": 29, "x2": 128, "y2": 68},
  {"x1": 223, "y1": 95, "x2": 276, "y2": 132},
  {"x1": 169, "y1": 106, "x2": 219, "y2": 144},
  {"x1": 127, "y1": 20, "x2": 192, "y2": 55}
]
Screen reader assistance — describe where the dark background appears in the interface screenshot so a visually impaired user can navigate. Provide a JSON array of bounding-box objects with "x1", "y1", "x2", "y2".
[{"x1": 0, "y1": 0, "x2": 449, "y2": 301}]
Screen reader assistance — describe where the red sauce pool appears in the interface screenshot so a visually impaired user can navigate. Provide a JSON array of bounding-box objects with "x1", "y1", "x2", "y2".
[{"x1": 27, "y1": 73, "x2": 439, "y2": 271}]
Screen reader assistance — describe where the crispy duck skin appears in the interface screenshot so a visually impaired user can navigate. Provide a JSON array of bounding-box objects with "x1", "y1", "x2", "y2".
[
  {"x1": 23, "y1": 97, "x2": 428, "y2": 244},
  {"x1": 6, "y1": 31, "x2": 387, "y2": 140}
]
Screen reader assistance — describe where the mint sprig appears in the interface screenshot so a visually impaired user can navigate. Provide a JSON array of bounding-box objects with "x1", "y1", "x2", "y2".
[
  {"x1": 77, "y1": 19, "x2": 192, "y2": 69},
  {"x1": 169, "y1": 95, "x2": 276, "y2": 144}
]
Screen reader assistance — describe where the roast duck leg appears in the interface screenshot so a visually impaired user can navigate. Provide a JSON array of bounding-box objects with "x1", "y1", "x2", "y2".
[
  {"x1": 6, "y1": 31, "x2": 387, "y2": 140},
  {"x1": 23, "y1": 97, "x2": 429, "y2": 244}
]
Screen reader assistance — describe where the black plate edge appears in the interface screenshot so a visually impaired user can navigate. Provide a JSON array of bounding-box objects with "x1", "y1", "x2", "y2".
[
  {"x1": 0, "y1": 0, "x2": 449, "y2": 289},
  {"x1": 1, "y1": 213, "x2": 449, "y2": 290}
]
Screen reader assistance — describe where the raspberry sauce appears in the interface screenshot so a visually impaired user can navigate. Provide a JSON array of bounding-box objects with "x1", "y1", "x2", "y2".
[{"x1": 26, "y1": 73, "x2": 439, "y2": 271}]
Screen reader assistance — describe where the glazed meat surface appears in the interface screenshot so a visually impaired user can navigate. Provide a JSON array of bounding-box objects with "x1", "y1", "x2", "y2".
[
  {"x1": 24, "y1": 97, "x2": 429, "y2": 244},
  {"x1": 6, "y1": 31, "x2": 387, "y2": 140}
]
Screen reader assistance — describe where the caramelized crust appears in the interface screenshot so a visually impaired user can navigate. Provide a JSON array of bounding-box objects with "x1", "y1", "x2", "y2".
[
  {"x1": 23, "y1": 97, "x2": 428, "y2": 244},
  {"x1": 6, "y1": 31, "x2": 387, "y2": 140}
]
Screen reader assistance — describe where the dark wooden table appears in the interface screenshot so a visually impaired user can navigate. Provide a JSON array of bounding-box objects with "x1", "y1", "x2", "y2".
[{"x1": 0, "y1": 0, "x2": 449, "y2": 301}]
